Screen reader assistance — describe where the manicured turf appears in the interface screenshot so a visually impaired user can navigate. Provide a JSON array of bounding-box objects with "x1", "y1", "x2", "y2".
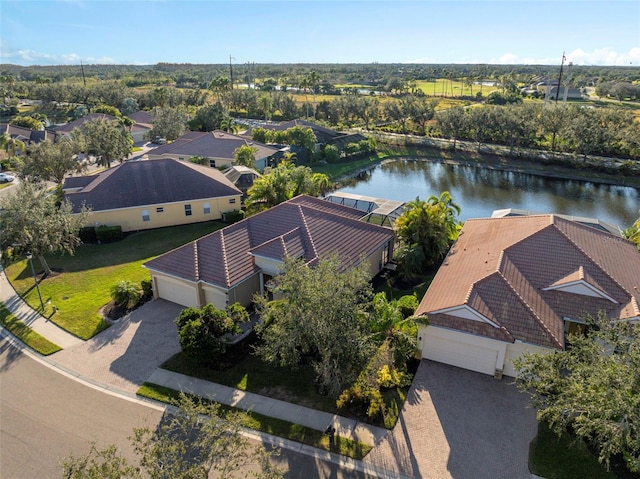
[
  {"x1": 0, "y1": 304, "x2": 62, "y2": 355},
  {"x1": 528, "y1": 422, "x2": 615, "y2": 479},
  {"x1": 137, "y1": 382, "x2": 372, "y2": 459},
  {"x1": 4, "y1": 221, "x2": 224, "y2": 339}
]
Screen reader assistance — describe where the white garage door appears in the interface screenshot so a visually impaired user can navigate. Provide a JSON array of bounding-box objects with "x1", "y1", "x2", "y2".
[
  {"x1": 155, "y1": 276, "x2": 199, "y2": 308},
  {"x1": 423, "y1": 328, "x2": 501, "y2": 376}
]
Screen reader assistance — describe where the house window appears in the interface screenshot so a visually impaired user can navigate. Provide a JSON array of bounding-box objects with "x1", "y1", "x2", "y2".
[
  {"x1": 203, "y1": 202, "x2": 211, "y2": 214},
  {"x1": 142, "y1": 209, "x2": 150, "y2": 222},
  {"x1": 184, "y1": 204, "x2": 192, "y2": 216},
  {"x1": 229, "y1": 198, "x2": 236, "y2": 204},
  {"x1": 209, "y1": 159, "x2": 216, "y2": 168},
  {"x1": 156, "y1": 207, "x2": 164, "y2": 213}
]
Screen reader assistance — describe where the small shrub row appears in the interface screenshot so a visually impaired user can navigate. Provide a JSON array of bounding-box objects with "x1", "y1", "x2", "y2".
[
  {"x1": 223, "y1": 210, "x2": 244, "y2": 224},
  {"x1": 80, "y1": 225, "x2": 123, "y2": 244}
]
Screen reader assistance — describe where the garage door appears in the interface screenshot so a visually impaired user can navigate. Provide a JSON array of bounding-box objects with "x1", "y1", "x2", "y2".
[
  {"x1": 154, "y1": 276, "x2": 199, "y2": 308},
  {"x1": 423, "y1": 328, "x2": 501, "y2": 376}
]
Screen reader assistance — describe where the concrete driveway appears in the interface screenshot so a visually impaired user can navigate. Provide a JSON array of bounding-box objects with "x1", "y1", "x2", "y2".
[
  {"x1": 50, "y1": 299, "x2": 183, "y2": 394},
  {"x1": 364, "y1": 360, "x2": 537, "y2": 479}
]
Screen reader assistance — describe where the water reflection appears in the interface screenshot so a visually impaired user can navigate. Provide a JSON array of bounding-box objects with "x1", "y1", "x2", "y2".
[{"x1": 338, "y1": 158, "x2": 639, "y2": 228}]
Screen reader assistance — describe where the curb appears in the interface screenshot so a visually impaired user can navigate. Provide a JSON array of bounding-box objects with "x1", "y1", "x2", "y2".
[{"x1": 0, "y1": 328, "x2": 412, "y2": 479}]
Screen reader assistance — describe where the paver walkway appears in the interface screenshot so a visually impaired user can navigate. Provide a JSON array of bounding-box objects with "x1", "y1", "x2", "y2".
[{"x1": 147, "y1": 368, "x2": 389, "y2": 446}]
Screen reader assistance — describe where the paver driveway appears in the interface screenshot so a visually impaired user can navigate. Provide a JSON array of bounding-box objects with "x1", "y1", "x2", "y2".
[
  {"x1": 51, "y1": 299, "x2": 183, "y2": 394},
  {"x1": 364, "y1": 360, "x2": 537, "y2": 479}
]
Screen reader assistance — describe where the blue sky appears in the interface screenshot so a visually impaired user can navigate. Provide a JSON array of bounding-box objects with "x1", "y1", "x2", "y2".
[{"x1": 1, "y1": 0, "x2": 638, "y2": 66}]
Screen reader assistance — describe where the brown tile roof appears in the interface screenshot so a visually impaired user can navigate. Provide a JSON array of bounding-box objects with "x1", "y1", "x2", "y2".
[
  {"x1": 416, "y1": 215, "x2": 640, "y2": 349},
  {"x1": 145, "y1": 195, "x2": 394, "y2": 289},
  {"x1": 150, "y1": 130, "x2": 279, "y2": 160},
  {"x1": 63, "y1": 158, "x2": 241, "y2": 213}
]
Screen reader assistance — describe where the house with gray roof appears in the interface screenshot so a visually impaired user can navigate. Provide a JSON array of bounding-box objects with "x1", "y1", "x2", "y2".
[
  {"x1": 63, "y1": 158, "x2": 242, "y2": 232},
  {"x1": 414, "y1": 215, "x2": 640, "y2": 378},
  {"x1": 144, "y1": 195, "x2": 395, "y2": 309},
  {"x1": 147, "y1": 130, "x2": 280, "y2": 171}
]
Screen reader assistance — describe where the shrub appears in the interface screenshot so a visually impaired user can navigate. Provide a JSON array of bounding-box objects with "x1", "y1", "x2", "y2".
[
  {"x1": 110, "y1": 280, "x2": 142, "y2": 309},
  {"x1": 223, "y1": 210, "x2": 244, "y2": 224},
  {"x1": 323, "y1": 144, "x2": 340, "y2": 163},
  {"x1": 140, "y1": 279, "x2": 153, "y2": 302},
  {"x1": 96, "y1": 225, "x2": 122, "y2": 243},
  {"x1": 78, "y1": 226, "x2": 98, "y2": 244},
  {"x1": 175, "y1": 304, "x2": 245, "y2": 361}
]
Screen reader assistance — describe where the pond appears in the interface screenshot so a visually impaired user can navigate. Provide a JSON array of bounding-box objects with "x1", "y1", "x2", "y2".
[{"x1": 336, "y1": 158, "x2": 639, "y2": 229}]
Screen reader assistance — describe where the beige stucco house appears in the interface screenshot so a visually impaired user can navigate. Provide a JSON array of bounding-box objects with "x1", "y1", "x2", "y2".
[
  {"x1": 147, "y1": 130, "x2": 280, "y2": 171},
  {"x1": 144, "y1": 195, "x2": 395, "y2": 310},
  {"x1": 63, "y1": 158, "x2": 242, "y2": 232},
  {"x1": 414, "y1": 215, "x2": 640, "y2": 378}
]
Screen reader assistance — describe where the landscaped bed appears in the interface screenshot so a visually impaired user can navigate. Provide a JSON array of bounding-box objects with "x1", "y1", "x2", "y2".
[{"x1": 3, "y1": 221, "x2": 225, "y2": 340}]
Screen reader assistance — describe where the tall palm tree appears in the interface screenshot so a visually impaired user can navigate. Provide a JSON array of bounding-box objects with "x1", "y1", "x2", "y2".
[
  {"x1": 299, "y1": 77, "x2": 310, "y2": 118},
  {"x1": 307, "y1": 70, "x2": 320, "y2": 112}
]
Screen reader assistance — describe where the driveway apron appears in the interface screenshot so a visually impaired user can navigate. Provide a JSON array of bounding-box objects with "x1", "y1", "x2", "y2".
[
  {"x1": 50, "y1": 299, "x2": 183, "y2": 394},
  {"x1": 364, "y1": 360, "x2": 537, "y2": 479}
]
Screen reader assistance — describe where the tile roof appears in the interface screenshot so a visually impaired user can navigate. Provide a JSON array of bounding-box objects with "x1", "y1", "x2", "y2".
[
  {"x1": 145, "y1": 195, "x2": 394, "y2": 289},
  {"x1": 53, "y1": 113, "x2": 117, "y2": 134},
  {"x1": 63, "y1": 158, "x2": 242, "y2": 213},
  {"x1": 127, "y1": 111, "x2": 153, "y2": 127},
  {"x1": 415, "y1": 215, "x2": 640, "y2": 349},
  {"x1": 149, "y1": 130, "x2": 279, "y2": 160}
]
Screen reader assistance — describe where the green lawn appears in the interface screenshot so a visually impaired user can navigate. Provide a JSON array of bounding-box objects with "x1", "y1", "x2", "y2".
[
  {"x1": 162, "y1": 337, "x2": 410, "y2": 430},
  {"x1": 529, "y1": 422, "x2": 615, "y2": 479},
  {"x1": 4, "y1": 221, "x2": 224, "y2": 339},
  {"x1": 0, "y1": 304, "x2": 62, "y2": 355},
  {"x1": 137, "y1": 383, "x2": 372, "y2": 459}
]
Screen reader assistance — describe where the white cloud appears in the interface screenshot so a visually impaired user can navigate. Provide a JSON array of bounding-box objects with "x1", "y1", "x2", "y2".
[
  {"x1": 0, "y1": 46, "x2": 115, "y2": 65},
  {"x1": 489, "y1": 47, "x2": 640, "y2": 66}
]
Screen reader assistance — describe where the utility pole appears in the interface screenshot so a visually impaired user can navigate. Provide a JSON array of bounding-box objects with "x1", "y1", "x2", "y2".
[
  {"x1": 554, "y1": 52, "x2": 566, "y2": 104},
  {"x1": 229, "y1": 55, "x2": 235, "y2": 90}
]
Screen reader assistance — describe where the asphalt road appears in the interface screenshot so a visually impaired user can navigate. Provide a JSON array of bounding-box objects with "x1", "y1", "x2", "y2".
[{"x1": 0, "y1": 337, "x2": 376, "y2": 479}]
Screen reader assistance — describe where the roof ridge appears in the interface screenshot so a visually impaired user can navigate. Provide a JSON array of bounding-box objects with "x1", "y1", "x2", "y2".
[
  {"x1": 297, "y1": 205, "x2": 319, "y2": 261},
  {"x1": 219, "y1": 229, "x2": 231, "y2": 287},
  {"x1": 498, "y1": 252, "x2": 564, "y2": 349},
  {"x1": 193, "y1": 242, "x2": 200, "y2": 280},
  {"x1": 553, "y1": 221, "x2": 631, "y2": 297}
]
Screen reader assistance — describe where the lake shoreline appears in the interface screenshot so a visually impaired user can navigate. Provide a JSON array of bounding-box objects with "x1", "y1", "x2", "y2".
[{"x1": 334, "y1": 147, "x2": 640, "y2": 190}]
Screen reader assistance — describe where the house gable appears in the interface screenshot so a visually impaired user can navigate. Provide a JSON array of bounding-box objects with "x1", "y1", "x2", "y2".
[{"x1": 416, "y1": 215, "x2": 640, "y2": 351}]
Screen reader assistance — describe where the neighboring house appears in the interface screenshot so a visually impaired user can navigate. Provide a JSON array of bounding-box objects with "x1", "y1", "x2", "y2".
[
  {"x1": 147, "y1": 130, "x2": 280, "y2": 171},
  {"x1": 247, "y1": 118, "x2": 367, "y2": 150},
  {"x1": 63, "y1": 158, "x2": 242, "y2": 232},
  {"x1": 0, "y1": 123, "x2": 59, "y2": 148},
  {"x1": 52, "y1": 113, "x2": 118, "y2": 137},
  {"x1": 414, "y1": 215, "x2": 640, "y2": 378},
  {"x1": 144, "y1": 195, "x2": 395, "y2": 310},
  {"x1": 127, "y1": 111, "x2": 153, "y2": 143},
  {"x1": 223, "y1": 165, "x2": 261, "y2": 199}
]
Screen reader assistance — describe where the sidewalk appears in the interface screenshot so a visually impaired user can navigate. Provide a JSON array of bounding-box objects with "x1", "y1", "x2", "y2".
[
  {"x1": 0, "y1": 266, "x2": 389, "y2": 448},
  {"x1": 0, "y1": 268, "x2": 83, "y2": 349},
  {"x1": 147, "y1": 368, "x2": 389, "y2": 446}
]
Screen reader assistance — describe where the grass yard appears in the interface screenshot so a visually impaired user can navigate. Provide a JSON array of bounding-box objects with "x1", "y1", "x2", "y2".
[
  {"x1": 137, "y1": 383, "x2": 372, "y2": 459},
  {"x1": 0, "y1": 304, "x2": 62, "y2": 355},
  {"x1": 529, "y1": 422, "x2": 615, "y2": 479},
  {"x1": 4, "y1": 221, "x2": 224, "y2": 340},
  {"x1": 162, "y1": 344, "x2": 410, "y2": 430}
]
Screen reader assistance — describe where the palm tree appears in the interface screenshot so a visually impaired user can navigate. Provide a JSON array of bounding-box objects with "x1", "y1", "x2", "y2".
[
  {"x1": 0, "y1": 133, "x2": 25, "y2": 157},
  {"x1": 370, "y1": 292, "x2": 419, "y2": 367},
  {"x1": 427, "y1": 191, "x2": 462, "y2": 240},
  {"x1": 307, "y1": 70, "x2": 320, "y2": 114},
  {"x1": 299, "y1": 77, "x2": 310, "y2": 118},
  {"x1": 220, "y1": 117, "x2": 239, "y2": 134},
  {"x1": 257, "y1": 94, "x2": 273, "y2": 122}
]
